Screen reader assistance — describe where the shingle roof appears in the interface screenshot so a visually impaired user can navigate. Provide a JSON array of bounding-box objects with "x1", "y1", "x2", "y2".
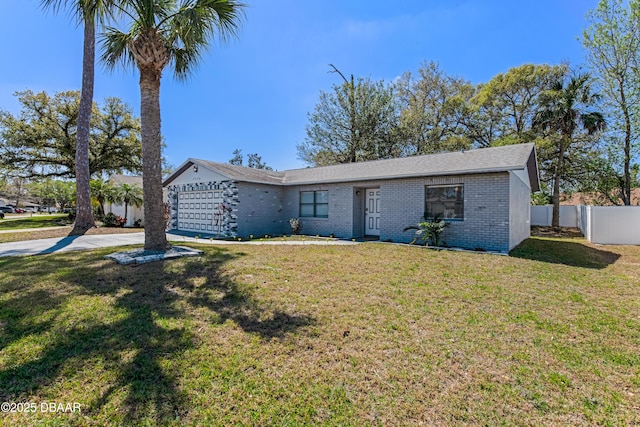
[
  {"x1": 196, "y1": 161, "x2": 285, "y2": 184},
  {"x1": 282, "y1": 143, "x2": 537, "y2": 185},
  {"x1": 165, "y1": 143, "x2": 539, "y2": 190}
]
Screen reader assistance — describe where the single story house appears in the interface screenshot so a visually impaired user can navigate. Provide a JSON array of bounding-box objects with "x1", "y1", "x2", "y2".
[{"x1": 163, "y1": 143, "x2": 539, "y2": 253}]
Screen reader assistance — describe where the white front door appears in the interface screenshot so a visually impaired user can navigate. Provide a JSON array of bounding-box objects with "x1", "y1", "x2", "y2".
[{"x1": 365, "y1": 188, "x2": 380, "y2": 236}]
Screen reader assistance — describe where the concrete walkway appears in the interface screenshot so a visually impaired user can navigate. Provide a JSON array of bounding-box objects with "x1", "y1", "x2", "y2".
[{"x1": 0, "y1": 232, "x2": 357, "y2": 258}]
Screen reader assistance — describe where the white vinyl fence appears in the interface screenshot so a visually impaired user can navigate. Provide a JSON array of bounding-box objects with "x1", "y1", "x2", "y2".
[
  {"x1": 578, "y1": 205, "x2": 640, "y2": 245},
  {"x1": 531, "y1": 204, "x2": 640, "y2": 245},
  {"x1": 530, "y1": 205, "x2": 579, "y2": 227}
]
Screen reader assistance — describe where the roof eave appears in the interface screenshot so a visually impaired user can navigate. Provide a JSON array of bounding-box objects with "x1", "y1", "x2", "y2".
[{"x1": 281, "y1": 166, "x2": 526, "y2": 186}]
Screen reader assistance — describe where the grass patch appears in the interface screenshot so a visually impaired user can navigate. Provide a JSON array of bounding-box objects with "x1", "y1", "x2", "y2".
[
  {"x1": 0, "y1": 215, "x2": 71, "y2": 230},
  {"x1": 0, "y1": 237, "x2": 639, "y2": 425},
  {"x1": 0, "y1": 226, "x2": 143, "y2": 244}
]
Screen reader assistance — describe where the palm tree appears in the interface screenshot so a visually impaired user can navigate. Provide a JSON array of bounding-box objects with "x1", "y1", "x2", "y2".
[
  {"x1": 101, "y1": 0, "x2": 244, "y2": 250},
  {"x1": 114, "y1": 182, "x2": 144, "y2": 223},
  {"x1": 534, "y1": 73, "x2": 606, "y2": 228},
  {"x1": 41, "y1": 0, "x2": 119, "y2": 235},
  {"x1": 90, "y1": 178, "x2": 116, "y2": 217}
]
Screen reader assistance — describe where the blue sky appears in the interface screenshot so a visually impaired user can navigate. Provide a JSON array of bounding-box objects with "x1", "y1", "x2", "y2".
[{"x1": 1, "y1": 0, "x2": 599, "y2": 171}]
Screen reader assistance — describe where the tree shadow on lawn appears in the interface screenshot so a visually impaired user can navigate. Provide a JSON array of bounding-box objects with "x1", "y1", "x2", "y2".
[
  {"x1": 511, "y1": 237, "x2": 621, "y2": 269},
  {"x1": 0, "y1": 247, "x2": 315, "y2": 424}
]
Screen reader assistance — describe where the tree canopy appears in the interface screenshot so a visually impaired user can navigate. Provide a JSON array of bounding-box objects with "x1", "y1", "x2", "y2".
[
  {"x1": 465, "y1": 63, "x2": 568, "y2": 147},
  {"x1": 395, "y1": 61, "x2": 474, "y2": 155},
  {"x1": 297, "y1": 73, "x2": 400, "y2": 166},
  {"x1": 582, "y1": 0, "x2": 640, "y2": 205},
  {"x1": 0, "y1": 90, "x2": 141, "y2": 179}
]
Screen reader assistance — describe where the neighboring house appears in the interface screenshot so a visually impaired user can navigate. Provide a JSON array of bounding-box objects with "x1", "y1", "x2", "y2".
[
  {"x1": 0, "y1": 198, "x2": 6, "y2": 208},
  {"x1": 163, "y1": 143, "x2": 539, "y2": 253},
  {"x1": 108, "y1": 174, "x2": 144, "y2": 227}
]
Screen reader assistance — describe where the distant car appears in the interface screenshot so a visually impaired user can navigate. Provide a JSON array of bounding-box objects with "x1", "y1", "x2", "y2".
[
  {"x1": 14, "y1": 208, "x2": 25, "y2": 213},
  {"x1": 0, "y1": 206, "x2": 14, "y2": 213}
]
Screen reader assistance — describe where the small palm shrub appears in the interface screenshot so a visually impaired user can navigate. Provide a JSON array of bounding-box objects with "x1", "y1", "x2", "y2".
[{"x1": 403, "y1": 214, "x2": 449, "y2": 247}]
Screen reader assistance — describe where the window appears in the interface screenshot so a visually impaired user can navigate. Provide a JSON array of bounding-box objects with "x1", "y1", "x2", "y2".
[
  {"x1": 425, "y1": 185, "x2": 464, "y2": 220},
  {"x1": 300, "y1": 191, "x2": 328, "y2": 218}
]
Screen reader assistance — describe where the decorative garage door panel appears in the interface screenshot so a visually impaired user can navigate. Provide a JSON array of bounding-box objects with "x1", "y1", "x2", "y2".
[{"x1": 177, "y1": 190, "x2": 225, "y2": 233}]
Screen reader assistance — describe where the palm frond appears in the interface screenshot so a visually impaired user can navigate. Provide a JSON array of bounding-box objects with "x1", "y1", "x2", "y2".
[
  {"x1": 40, "y1": 0, "x2": 123, "y2": 25},
  {"x1": 100, "y1": 27, "x2": 135, "y2": 70},
  {"x1": 164, "y1": 0, "x2": 245, "y2": 79},
  {"x1": 100, "y1": 0, "x2": 244, "y2": 79},
  {"x1": 582, "y1": 111, "x2": 607, "y2": 134}
]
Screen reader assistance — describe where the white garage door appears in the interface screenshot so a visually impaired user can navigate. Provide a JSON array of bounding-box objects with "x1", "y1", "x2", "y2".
[{"x1": 177, "y1": 189, "x2": 225, "y2": 233}]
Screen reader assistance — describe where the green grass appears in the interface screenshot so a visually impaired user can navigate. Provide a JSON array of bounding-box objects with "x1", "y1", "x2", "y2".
[
  {"x1": 0, "y1": 214, "x2": 70, "y2": 230},
  {"x1": 0, "y1": 237, "x2": 639, "y2": 426}
]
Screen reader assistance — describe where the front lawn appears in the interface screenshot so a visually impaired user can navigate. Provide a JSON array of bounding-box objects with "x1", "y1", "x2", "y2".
[
  {"x1": 0, "y1": 214, "x2": 71, "y2": 230},
  {"x1": 0, "y1": 238, "x2": 638, "y2": 426}
]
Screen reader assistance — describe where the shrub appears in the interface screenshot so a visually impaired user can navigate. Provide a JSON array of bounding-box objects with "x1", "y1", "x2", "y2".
[
  {"x1": 133, "y1": 218, "x2": 143, "y2": 228},
  {"x1": 103, "y1": 212, "x2": 126, "y2": 227},
  {"x1": 289, "y1": 217, "x2": 302, "y2": 235},
  {"x1": 403, "y1": 214, "x2": 449, "y2": 247}
]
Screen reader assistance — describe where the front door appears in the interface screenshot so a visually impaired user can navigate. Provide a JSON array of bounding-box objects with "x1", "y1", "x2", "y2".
[{"x1": 365, "y1": 188, "x2": 380, "y2": 236}]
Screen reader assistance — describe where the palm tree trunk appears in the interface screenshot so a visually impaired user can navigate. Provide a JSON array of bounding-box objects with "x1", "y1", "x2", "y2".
[
  {"x1": 71, "y1": 14, "x2": 96, "y2": 235},
  {"x1": 139, "y1": 68, "x2": 169, "y2": 250},
  {"x1": 124, "y1": 202, "x2": 129, "y2": 225},
  {"x1": 552, "y1": 141, "x2": 566, "y2": 228}
]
